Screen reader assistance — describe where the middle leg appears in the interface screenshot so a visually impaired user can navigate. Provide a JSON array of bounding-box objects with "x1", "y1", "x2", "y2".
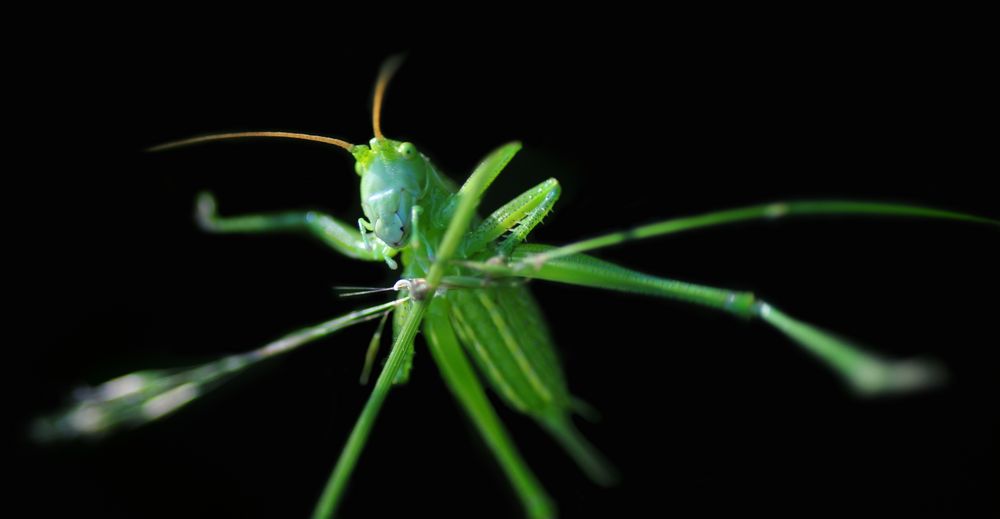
[{"x1": 461, "y1": 178, "x2": 561, "y2": 256}]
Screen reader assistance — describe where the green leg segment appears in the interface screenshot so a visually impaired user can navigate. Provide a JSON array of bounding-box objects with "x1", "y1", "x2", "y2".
[
  {"x1": 461, "y1": 178, "x2": 561, "y2": 256},
  {"x1": 461, "y1": 245, "x2": 946, "y2": 397},
  {"x1": 425, "y1": 299, "x2": 555, "y2": 519},
  {"x1": 359, "y1": 312, "x2": 390, "y2": 385},
  {"x1": 32, "y1": 300, "x2": 403, "y2": 442},
  {"x1": 510, "y1": 200, "x2": 999, "y2": 268},
  {"x1": 196, "y1": 191, "x2": 388, "y2": 262}
]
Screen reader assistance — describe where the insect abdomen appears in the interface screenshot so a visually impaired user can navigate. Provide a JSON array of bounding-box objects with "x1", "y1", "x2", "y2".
[
  {"x1": 447, "y1": 285, "x2": 570, "y2": 415},
  {"x1": 447, "y1": 284, "x2": 618, "y2": 486}
]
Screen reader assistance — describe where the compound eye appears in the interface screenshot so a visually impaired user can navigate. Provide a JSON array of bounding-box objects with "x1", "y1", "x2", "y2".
[{"x1": 398, "y1": 142, "x2": 417, "y2": 158}]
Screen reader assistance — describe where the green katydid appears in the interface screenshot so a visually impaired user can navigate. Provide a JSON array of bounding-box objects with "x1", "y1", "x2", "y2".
[{"x1": 32, "y1": 56, "x2": 999, "y2": 519}]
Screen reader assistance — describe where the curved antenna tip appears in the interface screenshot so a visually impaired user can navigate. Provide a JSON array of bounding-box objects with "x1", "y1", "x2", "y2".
[
  {"x1": 372, "y1": 54, "x2": 407, "y2": 140},
  {"x1": 146, "y1": 131, "x2": 355, "y2": 153}
]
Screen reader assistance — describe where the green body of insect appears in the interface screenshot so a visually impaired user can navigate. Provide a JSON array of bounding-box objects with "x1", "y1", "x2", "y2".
[
  {"x1": 33, "y1": 58, "x2": 999, "y2": 519},
  {"x1": 353, "y1": 133, "x2": 613, "y2": 486}
]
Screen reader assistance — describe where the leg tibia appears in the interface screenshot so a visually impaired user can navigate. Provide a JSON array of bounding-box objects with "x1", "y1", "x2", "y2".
[
  {"x1": 32, "y1": 299, "x2": 401, "y2": 442},
  {"x1": 755, "y1": 302, "x2": 946, "y2": 396},
  {"x1": 499, "y1": 181, "x2": 561, "y2": 255},
  {"x1": 510, "y1": 201, "x2": 998, "y2": 266},
  {"x1": 461, "y1": 245, "x2": 945, "y2": 397},
  {"x1": 509, "y1": 244, "x2": 757, "y2": 318},
  {"x1": 196, "y1": 191, "x2": 384, "y2": 262},
  {"x1": 462, "y1": 178, "x2": 561, "y2": 256}
]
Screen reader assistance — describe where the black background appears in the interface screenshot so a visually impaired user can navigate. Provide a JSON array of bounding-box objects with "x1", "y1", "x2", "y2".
[{"x1": 14, "y1": 18, "x2": 997, "y2": 519}]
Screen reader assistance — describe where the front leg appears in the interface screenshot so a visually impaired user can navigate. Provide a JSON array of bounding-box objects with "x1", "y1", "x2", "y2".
[
  {"x1": 197, "y1": 191, "x2": 393, "y2": 264},
  {"x1": 357, "y1": 216, "x2": 399, "y2": 269}
]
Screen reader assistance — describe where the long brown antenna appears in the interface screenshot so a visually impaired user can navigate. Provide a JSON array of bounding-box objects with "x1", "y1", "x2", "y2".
[
  {"x1": 147, "y1": 131, "x2": 355, "y2": 152},
  {"x1": 372, "y1": 55, "x2": 405, "y2": 140}
]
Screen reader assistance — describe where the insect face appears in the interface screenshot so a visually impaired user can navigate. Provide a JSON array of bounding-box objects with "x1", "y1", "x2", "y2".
[{"x1": 355, "y1": 138, "x2": 428, "y2": 248}]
